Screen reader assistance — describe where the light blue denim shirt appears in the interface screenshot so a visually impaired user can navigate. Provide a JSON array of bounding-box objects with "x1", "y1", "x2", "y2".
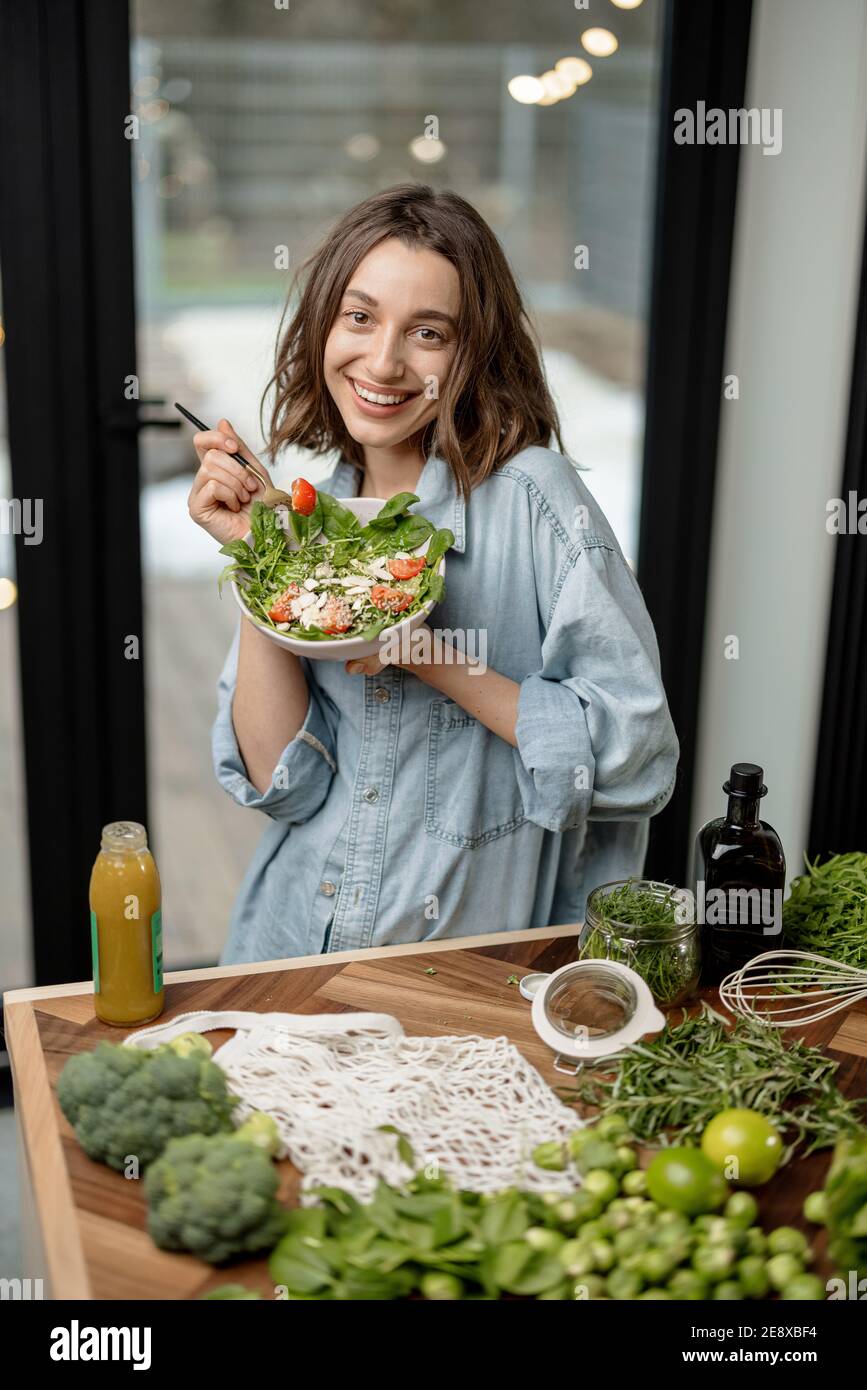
[{"x1": 213, "y1": 446, "x2": 679, "y2": 964}]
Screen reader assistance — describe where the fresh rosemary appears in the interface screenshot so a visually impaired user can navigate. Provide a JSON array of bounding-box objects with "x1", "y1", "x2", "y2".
[{"x1": 565, "y1": 1003, "x2": 865, "y2": 1163}]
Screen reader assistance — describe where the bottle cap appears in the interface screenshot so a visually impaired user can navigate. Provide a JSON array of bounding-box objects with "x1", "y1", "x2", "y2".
[
  {"x1": 101, "y1": 821, "x2": 148, "y2": 853},
  {"x1": 723, "y1": 763, "x2": 767, "y2": 798}
]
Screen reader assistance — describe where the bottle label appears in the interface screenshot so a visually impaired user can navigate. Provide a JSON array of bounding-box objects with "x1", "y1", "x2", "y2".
[
  {"x1": 151, "y1": 909, "x2": 163, "y2": 993},
  {"x1": 90, "y1": 910, "x2": 100, "y2": 994}
]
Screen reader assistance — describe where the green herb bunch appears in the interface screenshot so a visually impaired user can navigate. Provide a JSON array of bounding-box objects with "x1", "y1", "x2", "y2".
[
  {"x1": 568, "y1": 1003, "x2": 865, "y2": 1161},
  {"x1": 782, "y1": 852, "x2": 867, "y2": 970},
  {"x1": 580, "y1": 879, "x2": 699, "y2": 1007}
]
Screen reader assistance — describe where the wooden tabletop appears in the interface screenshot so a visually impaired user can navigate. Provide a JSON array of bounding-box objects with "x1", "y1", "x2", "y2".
[{"x1": 5, "y1": 924, "x2": 867, "y2": 1301}]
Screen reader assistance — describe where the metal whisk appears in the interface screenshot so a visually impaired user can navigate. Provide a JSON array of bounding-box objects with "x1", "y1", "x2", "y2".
[{"x1": 720, "y1": 949, "x2": 867, "y2": 1027}]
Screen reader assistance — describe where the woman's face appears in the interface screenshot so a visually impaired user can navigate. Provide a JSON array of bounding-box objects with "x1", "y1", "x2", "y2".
[{"x1": 323, "y1": 238, "x2": 460, "y2": 454}]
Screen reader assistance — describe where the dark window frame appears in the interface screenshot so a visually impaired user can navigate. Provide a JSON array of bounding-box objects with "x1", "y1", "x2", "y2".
[
  {"x1": 0, "y1": 0, "x2": 147, "y2": 986},
  {"x1": 638, "y1": 0, "x2": 754, "y2": 883},
  {"x1": 808, "y1": 154, "x2": 867, "y2": 859}
]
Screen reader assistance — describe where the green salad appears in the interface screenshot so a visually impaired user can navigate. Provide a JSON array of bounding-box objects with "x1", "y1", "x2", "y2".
[{"x1": 218, "y1": 485, "x2": 454, "y2": 643}]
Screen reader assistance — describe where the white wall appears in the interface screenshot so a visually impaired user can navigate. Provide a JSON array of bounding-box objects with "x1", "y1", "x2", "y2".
[{"x1": 692, "y1": 0, "x2": 867, "y2": 869}]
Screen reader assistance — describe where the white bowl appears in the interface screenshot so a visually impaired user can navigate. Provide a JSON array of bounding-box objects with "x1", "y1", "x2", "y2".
[{"x1": 230, "y1": 496, "x2": 446, "y2": 660}]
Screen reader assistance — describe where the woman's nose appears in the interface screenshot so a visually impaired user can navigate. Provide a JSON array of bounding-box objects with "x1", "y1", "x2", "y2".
[{"x1": 367, "y1": 328, "x2": 404, "y2": 381}]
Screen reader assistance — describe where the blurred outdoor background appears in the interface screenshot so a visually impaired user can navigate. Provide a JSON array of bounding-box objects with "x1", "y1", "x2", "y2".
[{"x1": 125, "y1": 0, "x2": 663, "y2": 967}]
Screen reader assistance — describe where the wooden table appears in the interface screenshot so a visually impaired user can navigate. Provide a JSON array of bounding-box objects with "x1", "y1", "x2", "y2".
[{"x1": 5, "y1": 925, "x2": 866, "y2": 1300}]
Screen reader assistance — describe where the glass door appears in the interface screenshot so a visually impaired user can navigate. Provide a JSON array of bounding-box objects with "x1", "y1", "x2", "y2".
[{"x1": 129, "y1": 0, "x2": 664, "y2": 966}]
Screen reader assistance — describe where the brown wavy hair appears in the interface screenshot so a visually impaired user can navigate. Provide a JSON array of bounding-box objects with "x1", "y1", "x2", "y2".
[{"x1": 263, "y1": 184, "x2": 562, "y2": 497}]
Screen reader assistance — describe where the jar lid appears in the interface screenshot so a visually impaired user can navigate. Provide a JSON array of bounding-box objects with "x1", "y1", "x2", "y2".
[
  {"x1": 519, "y1": 972, "x2": 549, "y2": 1001},
  {"x1": 101, "y1": 821, "x2": 148, "y2": 853},
  {"x1": 531, "y1": 958, "x2": 665, "y2": 1061}
]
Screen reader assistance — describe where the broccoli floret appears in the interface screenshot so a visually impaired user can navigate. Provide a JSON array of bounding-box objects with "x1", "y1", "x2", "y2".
[
  {"x1": 234, "y1": 1110, "x2": 281, "y2": 1156},
  {"x1": 56, "y1": 1041, "x2": 238, "y2": 1171},
  {"x1": 145, "y1": 1133, "x2": 288, "y2": 1264},
  {"x1": 166, "y1": 1032, "x2": 213, "y2": 1060}
]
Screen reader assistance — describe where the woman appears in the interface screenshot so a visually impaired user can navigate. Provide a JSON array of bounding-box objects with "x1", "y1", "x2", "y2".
[{"x1": 189, "y1": 184, "x2": 678, "y2": 963}]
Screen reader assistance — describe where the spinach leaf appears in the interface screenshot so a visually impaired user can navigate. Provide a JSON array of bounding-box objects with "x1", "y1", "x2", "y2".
[
  {"x1": 425, "y1": 572, "x2": 445, "y2": 605},
  {"x1": 424, "y1": 527, "x2": 455, "y2": 570},
  {"x1": 249, "y1": 500, "x2": 268, "y2": 551},
  {"x1": 392, "y1": 515, "x2": 435, "y2": 549},
  {"x1": 319, "y1": 490, "x2": 362, "y2": 539},
  {"x1": 371, "y1": 491, "x2": 420, "y2": 524}
]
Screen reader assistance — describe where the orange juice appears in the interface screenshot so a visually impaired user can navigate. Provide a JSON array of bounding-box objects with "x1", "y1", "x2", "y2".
[{"x1": 90, "y1": 822, "x2": 164, "y2": 1026}]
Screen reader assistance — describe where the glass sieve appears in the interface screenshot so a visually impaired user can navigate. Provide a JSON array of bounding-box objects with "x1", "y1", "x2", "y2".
[{"x1": 530, "y1": 958, "x2": 666, "y2": 1073}]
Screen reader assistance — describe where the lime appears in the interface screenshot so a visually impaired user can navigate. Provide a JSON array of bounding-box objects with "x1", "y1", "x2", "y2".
[
  {"x1": 646, "y1": 1146, "x2": 730, "y2": 1216},
  {"x1": 701, "y1": 1109, "x2": 783, "y2": 1187}
]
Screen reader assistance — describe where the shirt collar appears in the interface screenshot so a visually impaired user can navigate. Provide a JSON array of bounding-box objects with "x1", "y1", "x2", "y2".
[{"x1": 331, "y1": 451, "x2": 466, "y2": 553}]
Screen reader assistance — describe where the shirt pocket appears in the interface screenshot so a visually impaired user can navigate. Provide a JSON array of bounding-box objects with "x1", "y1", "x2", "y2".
[{"x1": 424, "y1": 699, "x2": 526, "y2": 849}]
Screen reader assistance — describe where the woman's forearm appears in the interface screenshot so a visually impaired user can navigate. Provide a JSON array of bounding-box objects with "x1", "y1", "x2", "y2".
[
  {"x1": 232, "y1": 619, "x2": 311, "y2": 793},
  {"x1": 410, "y1": 637, "x2": 520, "y2": 747}
]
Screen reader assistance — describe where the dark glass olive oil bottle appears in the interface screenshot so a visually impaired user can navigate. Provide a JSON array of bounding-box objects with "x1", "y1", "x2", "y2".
[{"x1": 693, "y1": 763, "x2": 786, "y2": 984}]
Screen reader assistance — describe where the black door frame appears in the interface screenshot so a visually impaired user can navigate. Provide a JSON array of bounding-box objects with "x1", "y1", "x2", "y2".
[
  {"x1": 638, "y1": 0, "x2": 754, "y2": 884},
  {"x1": 0, "y1": 0, "x2": 147, "y2": 985}
]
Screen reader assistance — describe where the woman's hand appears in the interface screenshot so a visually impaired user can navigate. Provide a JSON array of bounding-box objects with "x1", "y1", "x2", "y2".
[{"x1": 187, "y1": 417, "x2": 269, "y2": 545}]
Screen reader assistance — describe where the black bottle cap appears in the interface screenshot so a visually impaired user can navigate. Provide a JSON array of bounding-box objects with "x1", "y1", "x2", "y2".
[{"x1": 723, "y1": 762, "x2": 767, "y2": 798}]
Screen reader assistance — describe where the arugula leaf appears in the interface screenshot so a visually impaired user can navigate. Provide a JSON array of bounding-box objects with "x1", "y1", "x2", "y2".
[{"x1": 218, "y1": 538, "x2": 256, "y2": 565}]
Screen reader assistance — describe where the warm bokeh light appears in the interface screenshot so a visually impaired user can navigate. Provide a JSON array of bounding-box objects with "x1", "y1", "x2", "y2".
[
  {"x1": 157, "y1": 174, "x2": 184, "y2": 198},
  {"x1": 556, "y1": 56, "x2": 593, "y2": 86},
  {"x1": 507, "y1": 74, "x2": 545, "y2": 105},
  {"x1": 0, "y1": 578, "x2": 18, "y2": 611},
  {"x1": 540, "y1": 70, "x2": 576, "y2": 100},
  {"x1": 581, "y1": 27, "x2": 620, "y2": 57},
  {"x1": 409, "y1": 135, "x2": 446, "y2": 164},
  {"x1": 138, "y1": 98, "x2": 170, "y2": 123},
  {"x1": 611, "y1": 0, "x2": 644, "y2": 8},
  {"x1": 345, "y1": 132, "x2": 381, "y2": 161},
  {"x1": 133, "y1": 75, "x2": 160, "y2": 98}
]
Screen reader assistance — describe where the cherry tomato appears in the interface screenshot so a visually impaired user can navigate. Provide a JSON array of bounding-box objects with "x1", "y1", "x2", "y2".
[
  {"x1": 371, "y1": 584, "x2": 413, "y2": 614},
  {"x1": 319, "y1": 596, "x2": 353, "y2": 633},
  {"x1": 388, "y1": 555, "x2": 425, "y2": 580},
  {"x1": 267, "y1": 583, "x2": 301, "y2": 622},
  {"x1": 291, "y1": 477, "x2": 317, "y2": 516}
]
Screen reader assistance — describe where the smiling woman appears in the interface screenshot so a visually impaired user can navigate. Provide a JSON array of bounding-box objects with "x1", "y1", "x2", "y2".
[
  {"x1": 180, "y1": 184, "x2": 679, "y2": 963},
  {"x1": 264, "y1": 185, "x2": 562, "y2": 499}
]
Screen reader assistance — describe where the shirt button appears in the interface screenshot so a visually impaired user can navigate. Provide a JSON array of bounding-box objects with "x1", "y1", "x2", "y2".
[
  {"x1": 362, "y1": 786, "x2": 380, "y2": 804},
  {"x1": 374, "y1": 686, "x2": 391, "y2": 704},
  {"x1": 319, "y1": 880, "x2": 337, "y2": 897}
]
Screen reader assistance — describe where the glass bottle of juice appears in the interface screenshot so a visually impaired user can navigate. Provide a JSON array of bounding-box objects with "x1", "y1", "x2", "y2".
[{"x1": 90, "y1": 822, "x2": 164, "y2": 1026}]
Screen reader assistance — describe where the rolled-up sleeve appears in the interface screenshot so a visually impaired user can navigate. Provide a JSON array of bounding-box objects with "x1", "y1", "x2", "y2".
[
  {"x1": 212, "y1": 629, "x2": 337, "y2": 823},
  {"x1": 513, "y1": 542, "x2": 679, "y2": 832}
]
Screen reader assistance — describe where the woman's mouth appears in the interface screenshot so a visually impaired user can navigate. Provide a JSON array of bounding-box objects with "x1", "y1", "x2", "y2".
[{"x1": 346, "y1": 376, "x2": 420, "y2": 417}]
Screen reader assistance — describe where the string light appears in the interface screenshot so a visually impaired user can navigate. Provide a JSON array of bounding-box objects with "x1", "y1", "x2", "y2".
[{"x1": 581, "y1": 27, "x2": 619, "y2": 57}]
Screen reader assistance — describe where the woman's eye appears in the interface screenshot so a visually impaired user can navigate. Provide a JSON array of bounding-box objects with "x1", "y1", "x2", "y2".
[
  {"x1": 345, "y1": 310, "x2": 370, "y2": 326},
  {"x1": 413, "y1": 327, "x2": 444, "y2": 343}
]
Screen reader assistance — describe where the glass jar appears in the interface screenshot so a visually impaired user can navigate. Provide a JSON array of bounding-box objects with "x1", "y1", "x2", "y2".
[{"x1": 580, "y1": 879, "x2": 700, "y2": 1008}]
